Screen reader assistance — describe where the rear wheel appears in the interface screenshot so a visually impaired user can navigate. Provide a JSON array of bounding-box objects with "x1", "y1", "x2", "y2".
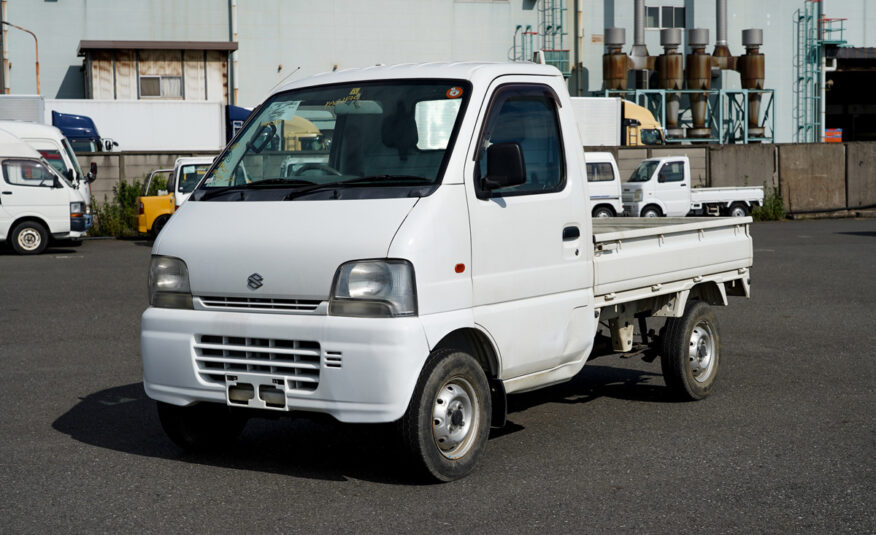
[
  {"x1": 11, "y1": 221, "x2": 48, "y2": 255},
  {"x1": 728, "y1": 203, "x2": 749, "y2": 217},
  {"x1": 399, "y1": 349, "x2": 491, "y2": 482},
  {"x1": 660, "y1": 301, "x2": 720, "y2": 400},
  {"x1": 151, "y1": 215, "x2": 170, "y2": 238},
  {"x1": 641, "y1": 206, "x2": 661, "y2": 218},
  {"x1": 157, "y1": 401, "x2": 248, "y2": 452}
]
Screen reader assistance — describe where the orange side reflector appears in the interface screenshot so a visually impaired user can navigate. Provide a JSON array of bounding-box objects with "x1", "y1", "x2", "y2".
[{"x1": 455, "y1": 264, "x2": 465, "y2": 273}]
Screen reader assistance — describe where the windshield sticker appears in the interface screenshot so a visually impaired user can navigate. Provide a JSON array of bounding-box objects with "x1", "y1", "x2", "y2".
[
  {"x1": 325, "y1": 87, "x2": 361, "y2": 109},
  {"x1": 265, "y1": 100, "x2": 302, "y2": 122},
  {"x1": 446, "y1": 86, "x2": 463, "y2": 99}
]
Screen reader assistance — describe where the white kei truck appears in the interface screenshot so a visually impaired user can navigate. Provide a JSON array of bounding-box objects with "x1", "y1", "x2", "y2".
[
  {"x1": 141, "y1": 63, "x2": 754, "y2": 481},
  {"x1": 623, "y1": 155, "x2": 765, "y2": 218},
  {"x1": 0, "y1": 130, "x2": 91, "y2": 254}
]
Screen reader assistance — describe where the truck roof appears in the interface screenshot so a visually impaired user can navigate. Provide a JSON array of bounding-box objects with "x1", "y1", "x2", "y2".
[
  {"x1": 0, "y1": 129, "x2": 44, "y2": 159},
  {"x1": 0, "y1": 120, "x2": 66, "y2": 141},
  {"x1": 174, "y1": 156, "x2": 216, "y2": 167},
  {"x1": 276, "y1": 62, "x2": 562, "y2": 94}
]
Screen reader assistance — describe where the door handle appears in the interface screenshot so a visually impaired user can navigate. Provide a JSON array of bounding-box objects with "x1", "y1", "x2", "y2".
[
  {"x1": 680, "y1": 184, "x2": 686, "y2": 187},
  {"x1": 1, "y1": 191, "x2": 11, "y2": 195},
  {"x1": 563, "y1": 226, "x2": 580, "y2": 241}
]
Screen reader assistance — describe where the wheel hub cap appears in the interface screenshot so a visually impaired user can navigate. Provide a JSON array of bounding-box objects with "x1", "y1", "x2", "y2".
[
  {"x1": 688, "y1": 322, "x2": 716, "y2": 383},
  {"x1": 432, "y1": 378, "x2": 478, "y2": 459},
  {"x1": 18, "y1": 229, "x2": 41, "y2": 251}
]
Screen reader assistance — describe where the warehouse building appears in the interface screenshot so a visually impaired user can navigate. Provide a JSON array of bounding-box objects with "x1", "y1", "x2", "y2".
[{"x1": 1, "y1": 0, "x2": 874, "y2": 142}]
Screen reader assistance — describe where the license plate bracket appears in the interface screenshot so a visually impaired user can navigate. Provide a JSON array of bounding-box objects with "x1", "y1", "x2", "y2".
[{"x1": 225, "y1": 373, "x2": 288, "y2": 411}]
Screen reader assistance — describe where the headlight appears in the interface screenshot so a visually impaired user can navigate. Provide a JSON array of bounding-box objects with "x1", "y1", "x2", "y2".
[
  {"x1": 329, "y1": 259, "x2": 417, "y2": 318},
  {"x1": 148, "y1": 255, "x2": 193, "y2": 309},
  {"x1": 633, "y1": 189, "x2": 643, "y2": 202},
  {"x1": 70, "y1": 201, "x2": 85, "y2": 216}
]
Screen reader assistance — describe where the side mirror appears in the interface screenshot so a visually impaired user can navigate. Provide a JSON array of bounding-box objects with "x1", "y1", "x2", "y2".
[
  {"x1": 103, "y1": 139, "x2": 119, "y2": 151},
  {"x1": 53, "y1": 176, "x2": 62, "y2": 189},
  {"x1": 64, "y1": 168, "x2": 75, "y2": 182},
  {"x1": 87, "y1": 161, "x2": 97, "y2": 183},
  {"x1": 481, "y1": 143, "x2": 526, "y2": 194}
]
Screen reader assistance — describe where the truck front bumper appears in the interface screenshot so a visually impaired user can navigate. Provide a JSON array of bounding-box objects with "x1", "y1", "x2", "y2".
[{"x1": 141, "y1": 307, "x2": 431, "y2": 423}]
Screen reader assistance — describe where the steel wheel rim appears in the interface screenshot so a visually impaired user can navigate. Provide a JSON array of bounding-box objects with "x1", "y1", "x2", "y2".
[
  {"x1": 730, "y1": 206, "x2": 746, "y2": 217},
  {"x1": 644, "y1": 210, "x2": 658, "y2": 218},
  {"x1": 18, "y1": 228, "x2": 41, "y2": 251},
  {"x1": 596, "y1": 210, "x2": 611, "y2": 218},
  {"x1": 688, "y1": 320, "x2": 716, "y2": 383},
  {"x1": 432, "y1": 376, "x2": 479, "y2": 459}
]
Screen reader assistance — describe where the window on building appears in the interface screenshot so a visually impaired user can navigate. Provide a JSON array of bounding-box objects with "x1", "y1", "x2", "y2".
[
  {"x1": 646, "y1": 6, "x2": 685, "y2": 29},
  {"x1": 139, "y1": 75, "x2": 182, "y2": 99}
]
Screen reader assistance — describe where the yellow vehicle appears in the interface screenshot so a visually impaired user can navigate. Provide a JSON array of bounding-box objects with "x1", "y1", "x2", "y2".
[
  {"x1": 622, "y1": 100, "x2": 665, "y2": 146},
  {"x1": 137, "y1": 157, "x2": 214, "y2": 236}
]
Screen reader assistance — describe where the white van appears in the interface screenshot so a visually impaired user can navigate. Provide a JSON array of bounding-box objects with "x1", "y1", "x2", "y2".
[
  {"x1": 0, "y1": 121, "x2": 97, "y2": 211},
  {"x1": 0, "y1": 130, "x2": 91, "y2": 254},
  {"x1": 584, "y1": 152, "x2": 622, "y2": 217}
]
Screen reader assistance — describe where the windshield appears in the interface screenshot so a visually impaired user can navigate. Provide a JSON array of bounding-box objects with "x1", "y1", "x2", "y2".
[
  {"x1": 61, "y1": 138, "x2": 84, "y2": 178},
  {"x1": 69, "y1": 139, "x2": 99, "y2": 153},
  {"x1": 628, "y1": 160, "x2": 659, "y2": 183},
  {"x1": 37, "y1": 149, "x2": 66, "y2": 175},
  {"x1": 177, "y1": 164, "x2": 210, "y2": 194},
  {"x1": 641, "y1": 129, "x2": 664, "y2": 145},
  {"x1": 199, "y1": 79, "x2": 471, "y2": 200}
]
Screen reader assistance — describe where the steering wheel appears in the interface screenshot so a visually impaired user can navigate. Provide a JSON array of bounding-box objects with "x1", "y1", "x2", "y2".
[{"x1": 293, "y1": 163, "x2": 343, "y2": 176}]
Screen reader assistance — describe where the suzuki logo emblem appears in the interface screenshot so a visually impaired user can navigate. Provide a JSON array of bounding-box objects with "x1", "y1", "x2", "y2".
[{"x1": 247, "y1": 273, "x2": 264, "y2": 290}]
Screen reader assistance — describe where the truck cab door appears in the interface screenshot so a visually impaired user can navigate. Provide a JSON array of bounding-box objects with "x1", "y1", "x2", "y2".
[
  {"x1": 465, "y1": 79, "x2": 595, "y2": 385},
  {"x1": 654, "y1": 159, "x2": 689, "y2": 216}
]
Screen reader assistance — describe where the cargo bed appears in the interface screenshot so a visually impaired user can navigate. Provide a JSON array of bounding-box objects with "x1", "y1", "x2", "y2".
[{"x1": 592, "y1": 217, "x2": 753, "y2": 306}]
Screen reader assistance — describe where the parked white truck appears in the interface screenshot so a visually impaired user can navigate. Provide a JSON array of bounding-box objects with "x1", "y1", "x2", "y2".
[
  {"x1": 623, "y1": 155, "x2": 764, "y2": 217},
  {"x1": 141, "y1": 63, "x2": 754, "y2": 481},
  {"x1": 585, "y1": 152, "x2": 623, "y2": 217}
]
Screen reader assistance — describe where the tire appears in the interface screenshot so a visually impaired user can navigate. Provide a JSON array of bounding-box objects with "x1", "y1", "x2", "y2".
[
  {"x1": 592, "y1": 206, "x2": 615, "y2": 218},
  {"x1": 660, "y1": 301, "x2": 720, "y2": 401},
  {"x1": 157, "y1": 401, "x2": 248, "y2": 452},
  {"x1": 728, "y1": 203, "x2": 749, "y2": 217},
  {"x1": 641, "y1": 206, "x2": 661, "y2": 218},
  {"x1": 399, "y1": 348, "x2": 491, "y2": 482},
  {"x1": 151, "y1": 215, "x2": 170, "y2": 238},
  {"x1": 10, "y1": 221, "x2": 48, "y2": 255}
]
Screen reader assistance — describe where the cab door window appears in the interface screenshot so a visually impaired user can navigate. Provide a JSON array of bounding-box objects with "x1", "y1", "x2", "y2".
[
  {"x1": 2, "y1": 160, "x2": 57, "y2": 187},
  {"x1": 476, "y1": 85, "x2": 565, "y2": 197}
]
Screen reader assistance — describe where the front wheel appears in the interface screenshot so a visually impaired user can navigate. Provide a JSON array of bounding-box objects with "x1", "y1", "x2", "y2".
[
  {"x1": 399, "y1": 349, "x2": 491, "y2": 482},
  {"x1": 11, "y1": 221, "x2": 48, "y2": 255},
  {"x1": 151, "y1": 215, "x2": 170, "y2": 238},
  {"x1": 157, "y1": 401, "x2": 248, "y2": 452},
  {"x1": 660, "y1": 301, "x2": 720, "y2": 400},
  {"x1": 592, "y1": 206, "x2": 615, "y2": 218}
]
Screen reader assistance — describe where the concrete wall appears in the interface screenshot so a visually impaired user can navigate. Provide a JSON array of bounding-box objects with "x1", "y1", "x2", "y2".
[
  {"x1": 846, "y1": 143, "x2": 876, "y2": 209},
  {"x1": 590, "y1": 141, "x2": 876, "y2": 214},
  {"x1": 709, "y1": 144, "x2": 777, "y2": 190},
  {"x1": 779, "y1": 144, "x2": 846, "y2": 213}
]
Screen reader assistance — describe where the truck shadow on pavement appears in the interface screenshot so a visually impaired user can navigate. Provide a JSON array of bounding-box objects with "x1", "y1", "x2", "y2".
[{"x1": 52, "y1": 364, "x2": 666, "y2": 483}]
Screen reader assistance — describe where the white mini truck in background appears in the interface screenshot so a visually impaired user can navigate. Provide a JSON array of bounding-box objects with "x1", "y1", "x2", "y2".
[
  {"x1": 623, "y1": 155, "x2": 765, "y2": 218},
  {"x1": 141, "y1": 63, "x2": 754, "y2": 481}
]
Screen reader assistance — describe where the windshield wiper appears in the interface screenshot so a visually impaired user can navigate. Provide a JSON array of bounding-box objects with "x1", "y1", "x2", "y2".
[
  {"x1": 283, "y1": 175, "x2": 432, "y2": 200},
  {"x1": 198, "y1": 178, "x2": 316, "y2": 200}
]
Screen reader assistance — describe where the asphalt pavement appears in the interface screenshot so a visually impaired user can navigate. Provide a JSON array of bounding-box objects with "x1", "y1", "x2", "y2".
[{"x1": 0, "y1": 220, "x2": 873, "y2": 533}]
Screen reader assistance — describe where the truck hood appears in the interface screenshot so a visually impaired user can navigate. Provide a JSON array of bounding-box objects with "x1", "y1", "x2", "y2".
[{"x1": 154, "y1": 198, "x2": 418, "y2": 300}]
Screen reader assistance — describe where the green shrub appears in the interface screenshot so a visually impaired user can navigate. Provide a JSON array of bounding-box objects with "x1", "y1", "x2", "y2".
[
  {"x1": 145, "y1": 175, "x2": 168, "y2": 196},
  {"x1": 89, "y1": 180, "x2": 143, "y2": 237},
  {"x1": 753, "y1": 185, "x2": 786, "y2": 221}
]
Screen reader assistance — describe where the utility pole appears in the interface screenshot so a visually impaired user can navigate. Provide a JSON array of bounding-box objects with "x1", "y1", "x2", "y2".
[{"x1": 1, "y1": 19, "x2": 39, "y2": 94}]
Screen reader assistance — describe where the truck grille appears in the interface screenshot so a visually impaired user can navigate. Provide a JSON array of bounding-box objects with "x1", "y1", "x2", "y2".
[
  {"x1": 198, "y1": 296, "x2": 322, "y2": 313},
  {"x1": 194, "y1": 335, "x2": 321, "y2": 392}
]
